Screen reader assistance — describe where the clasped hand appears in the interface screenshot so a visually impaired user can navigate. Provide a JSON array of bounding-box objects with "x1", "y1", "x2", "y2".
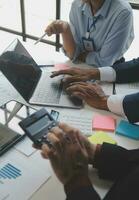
[{"x1": 40, "y1": 123, "x2": 96, "y2": 186}]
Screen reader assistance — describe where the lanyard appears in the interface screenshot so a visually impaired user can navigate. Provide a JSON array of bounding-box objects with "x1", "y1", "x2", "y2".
[{"x1": 86, "y1": 17, "x2": 98, "y2": 38}]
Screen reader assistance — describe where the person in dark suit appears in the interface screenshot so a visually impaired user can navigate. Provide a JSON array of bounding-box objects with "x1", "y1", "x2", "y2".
[
  {"x1": 51, "y1": 58, "x2": 139, "y2": 123},
  {"x1": 40, "y1": 122, "x2": 139, "y2": 200}
]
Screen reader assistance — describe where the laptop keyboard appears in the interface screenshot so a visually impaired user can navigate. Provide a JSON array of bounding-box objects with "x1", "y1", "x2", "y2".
[{"x1": 32, "y1": 71, "x2": 63, "y2": 104}]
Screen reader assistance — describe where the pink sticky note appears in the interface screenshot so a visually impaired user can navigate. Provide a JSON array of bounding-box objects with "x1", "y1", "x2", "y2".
[
  {"x1": 54, "y1": 63, "x2": 69, "y2": 71},
  {"x1": 92, "y1": 115, "x2": 116, "y2": 132}
]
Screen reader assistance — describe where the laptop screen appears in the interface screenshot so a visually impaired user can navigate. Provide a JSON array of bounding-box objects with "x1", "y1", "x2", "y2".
[{"x1": 0, "y1": 39, "x2": 41, "y2": 101}]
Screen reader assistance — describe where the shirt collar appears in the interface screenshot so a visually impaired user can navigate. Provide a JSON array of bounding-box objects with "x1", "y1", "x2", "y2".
[
  {"x1": 80, "y1": 3, "x2": 93, "y2": 18},
  {"x1": 80, "y1": 0, "x2": 112, "y2": 19},
  {"x1": 96, "y1": 0, "x2": 112, "y2": 18}
]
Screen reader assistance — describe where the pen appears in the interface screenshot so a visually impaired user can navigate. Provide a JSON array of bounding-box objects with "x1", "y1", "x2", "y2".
[
  {"x1": 113, "y1": 82, "x2": 116, "y2": 95},
  {"x1": 34, "y1": 32, "x2": 47, "y2": 45}
]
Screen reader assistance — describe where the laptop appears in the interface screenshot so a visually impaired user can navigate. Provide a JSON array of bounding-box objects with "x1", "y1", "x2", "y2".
[{"x1": 0, "y1": 39, "x2": 83, "y2": 108}]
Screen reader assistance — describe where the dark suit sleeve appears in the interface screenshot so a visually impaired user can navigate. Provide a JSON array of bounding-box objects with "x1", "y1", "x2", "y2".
[
  {"x1": 65, "y1": 174, "x2": 100, "y2": 200},
  {"x1": 123, "y1": 92, "x2": 139, "y2": 123},
  {"x1": 94, "y1": 143, "x2": 139, "y2": 181},
  {"x1": 66, "y1": 143, "x2": 139, "y2": 200},
  {"x1": 111, "y1": 58, "x2": 139, "y2": 123},
  {"x1": 66, "y1": 187, "x2": 100, "y2": 200},
  {"x1": 112, "y1": 57, "x2": 139, "y2": 83}
]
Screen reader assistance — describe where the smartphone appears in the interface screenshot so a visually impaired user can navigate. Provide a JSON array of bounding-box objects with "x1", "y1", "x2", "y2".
[
  {"x1": 0, "y1": 100, "x2": 37, "y2": 156},
  {"x1": 19, "y1": 108, "x2": 59, "y2": 147},
  {"x1": 50, "y1": 109, "x2": 59, "y2": 121}
]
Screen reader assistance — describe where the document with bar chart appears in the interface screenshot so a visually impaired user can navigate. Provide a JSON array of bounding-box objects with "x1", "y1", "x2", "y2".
[{"x1": 0, "y1": 150, "x2": 51, "y2": 200}]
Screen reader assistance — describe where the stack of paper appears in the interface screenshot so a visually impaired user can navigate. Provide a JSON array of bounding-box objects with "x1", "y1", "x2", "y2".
[
  {"x1": 116, "y1": 82, "x2": 139, "y2": 95},
  {"x1": 100, "y1": 81, "x2": 139, "y2": 96},
  {"x1": 59, "y1": 110, "x2": 92, "y2": 136}
]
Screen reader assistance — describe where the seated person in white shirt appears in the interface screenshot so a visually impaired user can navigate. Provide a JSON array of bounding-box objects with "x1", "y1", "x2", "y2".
[
  {"x1": 45, "y1": 0, "x2": 134, "y2": 67},
  {"x1": 51, "y1": 58, "x2": 139, "y2": 123}
]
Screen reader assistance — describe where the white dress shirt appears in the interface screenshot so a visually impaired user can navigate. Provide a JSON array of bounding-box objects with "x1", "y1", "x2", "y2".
[{"x1": 99, "y1": 67, "x2": 126, "y2": 117}]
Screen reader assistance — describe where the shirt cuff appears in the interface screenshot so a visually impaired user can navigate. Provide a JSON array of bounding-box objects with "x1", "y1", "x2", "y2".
[
  {"x1": 99, "y1": 67, "x2": 116, "y2": 82},
  {"x1": 107, "y1": 95, "x2": 126, "y2": 116}
]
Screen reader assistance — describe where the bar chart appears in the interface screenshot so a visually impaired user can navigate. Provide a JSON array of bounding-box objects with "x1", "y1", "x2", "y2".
[
  {"x1": 0, "y1": 163, "x2": 22, "y2": 180},
  {"x1": 0, "y1": 151, "x2": 51, "y2": 200}
]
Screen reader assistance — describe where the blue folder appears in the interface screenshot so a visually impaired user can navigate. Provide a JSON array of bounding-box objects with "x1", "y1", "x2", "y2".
[{"x1": 116, "y1": 120, "x2": 139, "y2": 140}]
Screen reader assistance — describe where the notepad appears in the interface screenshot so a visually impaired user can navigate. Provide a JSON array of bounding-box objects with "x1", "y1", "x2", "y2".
[
  {"x1": 92, "y1": 115, "x2": 115, "y2": 132},
  {"x1": 54, "y1": 63, "x2": 69, "y2": 71},
  {"x1": 88, "y1": 131, "x2": 117, "y2": 144},
  {"x1": 116, "y1": 120, "x2": 139, "y2": 140}
]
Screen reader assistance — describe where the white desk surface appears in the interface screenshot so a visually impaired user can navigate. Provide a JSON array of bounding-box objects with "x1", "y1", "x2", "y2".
[{"x1": 0, "y1": 39, "x2": 139, "y2": 200}]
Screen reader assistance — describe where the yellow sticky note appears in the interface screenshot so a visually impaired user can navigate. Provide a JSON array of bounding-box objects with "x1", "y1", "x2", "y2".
[{"x1": 88, "y1": 131, "x2": 117, "y2": 145}]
